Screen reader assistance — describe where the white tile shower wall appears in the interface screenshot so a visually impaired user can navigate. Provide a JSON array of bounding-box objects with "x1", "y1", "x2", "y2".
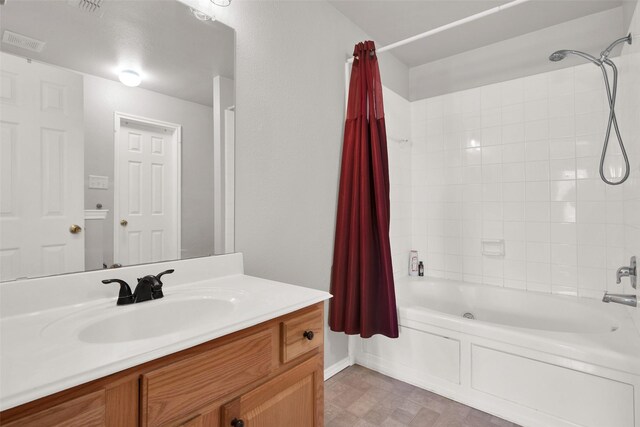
[
  {"x1": 384, "y1": 87, "x2": 413, "y2": 279},
  {"x1": 410, "y1": 57, "x2": 639, "y2": 297},
  {"x1": 622, "y1": 1, "x2": 640, "y2": 299}
]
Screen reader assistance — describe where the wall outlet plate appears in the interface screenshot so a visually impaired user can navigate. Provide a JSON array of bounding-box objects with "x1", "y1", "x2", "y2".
[{"x1": 89, "y1": 175, "x2": 109, "y2": 190}]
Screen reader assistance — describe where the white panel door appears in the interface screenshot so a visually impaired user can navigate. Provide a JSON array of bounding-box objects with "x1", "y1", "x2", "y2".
[
  {"x1": 223, "y1": 108, "x2": 235, "y2": 254},
  {"x1": 0, "y1": 52, "x2": 84, "y2": 281},
  {"x1": 115, "y1": 120, "x2": 178, "y2": 266}
]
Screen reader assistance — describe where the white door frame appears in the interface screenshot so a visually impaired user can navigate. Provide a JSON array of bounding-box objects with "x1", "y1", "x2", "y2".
[{"x1": 113, "y1": 111, "x2": 182, "y2": 264}]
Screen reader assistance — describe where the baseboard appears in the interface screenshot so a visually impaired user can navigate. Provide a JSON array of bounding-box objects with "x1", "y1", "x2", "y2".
[{"x1": 324, "y1": 357, "x2": 351, "y2": 381}]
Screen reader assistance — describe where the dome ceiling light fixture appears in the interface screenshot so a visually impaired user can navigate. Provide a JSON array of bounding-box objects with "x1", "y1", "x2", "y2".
[
  {"x1": 118, "y1": 70, "x2": 142, "y2": 87},
  {"x1": 210, "y1": 0, "x2": 231, "y2": 7},
  {"x1": 190, "y1": 7, "x2": 215, "y2": 21}
]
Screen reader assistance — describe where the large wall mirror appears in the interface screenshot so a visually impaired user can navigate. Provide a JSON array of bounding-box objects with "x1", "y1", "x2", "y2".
[{"x1": 0, "y1": 0, "x2": 235, "y2": 282}]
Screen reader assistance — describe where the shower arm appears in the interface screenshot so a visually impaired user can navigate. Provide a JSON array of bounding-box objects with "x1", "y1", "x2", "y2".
[{"x1": 600, "y1": 33, "x2": 632, "y2": 61}]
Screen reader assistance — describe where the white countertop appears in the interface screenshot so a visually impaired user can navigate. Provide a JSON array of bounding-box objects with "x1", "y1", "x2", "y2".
[{"x1": 0, "y1": 269, "x2": 330, "y2": 411}]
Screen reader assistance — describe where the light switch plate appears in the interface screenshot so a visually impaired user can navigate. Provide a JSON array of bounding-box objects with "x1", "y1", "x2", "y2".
[{"x1": 89, "y1": 175, "x2": 109, "y2": 190}]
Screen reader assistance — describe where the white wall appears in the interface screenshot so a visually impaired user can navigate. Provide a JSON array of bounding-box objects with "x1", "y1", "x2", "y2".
[
  {"x1": 384, "y1": 87, "x2": 413, "y2": 279},
  {"x1": 83, "y1": 74, "x2": 215, "y2": 266},
  {"x1": 178, "y1": 0, "x2": 410, "y2": 368},
  {"x1": 409, "y1": 47, "x2": 640, "y2": 298}
]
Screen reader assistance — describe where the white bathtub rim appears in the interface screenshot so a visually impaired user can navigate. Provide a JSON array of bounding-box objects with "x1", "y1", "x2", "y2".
[
  {"x1": 394, "y1": 276, "x2": 640, "y2": 377},
  {"x1": 397, "y1": 276, "x2": 630, "y2": 325}
]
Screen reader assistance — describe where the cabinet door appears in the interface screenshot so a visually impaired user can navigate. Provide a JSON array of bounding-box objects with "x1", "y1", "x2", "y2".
[
  {"x1": 221, "y1": 355, "x2": 323, "y2": 427},
  {"x1": 142, "y1": 329, "x2": 274, "y2": 427},
  {"x1": 2, "y1": 390, "x2": 105, "y2": 427},
  {"x1": 177, "y1": 414, "x2": 203, "y2": 427},
  {"x1": 160, "y1": 406, "x2": 220, "y2": 427}
]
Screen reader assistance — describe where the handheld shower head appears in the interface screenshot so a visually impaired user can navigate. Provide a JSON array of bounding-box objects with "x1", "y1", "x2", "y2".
[
  {"x1": 549, "y1": 50, "x2": 568, "y2": 62},
  {"x1": 548, "y1": 49, "x2": 601, "y2": 66}
]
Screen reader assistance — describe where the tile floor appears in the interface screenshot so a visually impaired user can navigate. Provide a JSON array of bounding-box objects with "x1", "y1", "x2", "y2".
[{"x1": 324, "y1": 365, "x2": 521, "y2": 427}]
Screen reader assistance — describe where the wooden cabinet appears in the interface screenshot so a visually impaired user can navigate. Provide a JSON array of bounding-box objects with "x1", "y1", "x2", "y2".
[
  {"x1": 142, "y1": 330, "x2": 274, "y2": 427},
  {"x1": 1, "y1": 390, "x2": 106, "y2": 427},
  {"x1": 221, "y1": 356, "x2": 323, "y2": 427},
  {"x1": 0, "y1": 303, "x2": 324, "y2": 427},
  {"x1": 176, "y1": 415, "x2": 204, "y2": 427}
]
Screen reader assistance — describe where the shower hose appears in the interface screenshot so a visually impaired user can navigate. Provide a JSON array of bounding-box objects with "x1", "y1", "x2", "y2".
[{"x1": 597, "y1": 59, "x2": 630, "y2": 185}]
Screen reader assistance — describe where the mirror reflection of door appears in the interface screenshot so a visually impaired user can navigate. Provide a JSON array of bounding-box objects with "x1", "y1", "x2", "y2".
[
  {"x1": 0, "y1": 0, "x2": 235, "y2": 281},
  {"x1": 224, "y1": 107, "x2": 235, "y2": 254},
  {"x1": 0, "y1": 53, "x2": 85, "y2": 281},
  {"x1": 114, "y1": 115, "x2": 180, "y2": 266}
]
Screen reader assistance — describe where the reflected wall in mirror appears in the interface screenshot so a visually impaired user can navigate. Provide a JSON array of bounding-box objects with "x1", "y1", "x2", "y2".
[{"x1": 0, "y1": 0, "x2": 235, "y2": 281}]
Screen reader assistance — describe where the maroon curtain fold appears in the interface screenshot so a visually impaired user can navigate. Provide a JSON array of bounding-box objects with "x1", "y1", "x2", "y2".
[{"x1": 329, "y1": 41, "x2": 399, "y2": 339}]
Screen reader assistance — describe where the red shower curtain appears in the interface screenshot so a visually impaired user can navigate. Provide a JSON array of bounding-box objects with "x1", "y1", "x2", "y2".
[{"x1": 329, "y1": 41, "x2": 399, "y2": 339}]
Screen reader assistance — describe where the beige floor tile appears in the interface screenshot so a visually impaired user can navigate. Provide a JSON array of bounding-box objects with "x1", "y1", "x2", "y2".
[
  {"x1": 380, "y1": 417, "x2": 409, "y2": 427},
  {"x1": 408, "y1": 407, "x2": 441, "y2": 427},
  {"x1": 347, "y1": 393, "x2": 380, "y2": 418},
  {"x1": 362, "y1": 406, "x2": 395, "y2": 425},
  {"x1": 325, "y1": 365, "x2": 520, "y2": 427},
  {"x1": 390, "y1": 407, "x2": 416, "y2": 424},
  {"x1": 326, "y1": 408, "x2": 361, "y2": 427}
]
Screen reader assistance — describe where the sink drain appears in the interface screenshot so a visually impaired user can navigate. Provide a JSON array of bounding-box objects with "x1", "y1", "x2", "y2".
[{"x1": 462, "y1": 312, "x2": 475, "y2": 320}]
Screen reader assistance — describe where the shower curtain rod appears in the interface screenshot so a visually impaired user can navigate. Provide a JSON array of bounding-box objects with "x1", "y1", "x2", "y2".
[{"x1": 346, "y1": 0, "x2": 533, "y2": 64}]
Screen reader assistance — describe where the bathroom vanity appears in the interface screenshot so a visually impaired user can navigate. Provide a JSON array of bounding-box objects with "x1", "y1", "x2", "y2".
[
  {"x1": 0, "y1": 255, "x2": 330, "y2": 426},
  {"x1": 1, "y1": 304, "x2": 324, "y2": 427}
]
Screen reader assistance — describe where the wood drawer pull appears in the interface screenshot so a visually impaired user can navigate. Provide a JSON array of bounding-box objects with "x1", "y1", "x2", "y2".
[{"x1": 303, "y1": 330, "x2": 314, "y2": 340}]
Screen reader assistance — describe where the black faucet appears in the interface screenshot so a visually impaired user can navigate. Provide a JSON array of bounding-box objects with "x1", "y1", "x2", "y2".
[{"x1": 102, "y1": 269, "x2": 174, "y2": 306}]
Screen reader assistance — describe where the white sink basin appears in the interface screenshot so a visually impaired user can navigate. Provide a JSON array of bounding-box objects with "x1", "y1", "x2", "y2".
[
  {"x1": 78, "y1": 298, "x2": 235, "y2": 343},
  {"x1": 41, "y1": 292, "x2": 241, "y2": 344}
]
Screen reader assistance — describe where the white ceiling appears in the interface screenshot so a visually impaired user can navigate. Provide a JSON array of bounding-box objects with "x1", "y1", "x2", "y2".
[
  {"x1": 330, "y1": 0, "x2": 637, "y2": 100},
  {"x1": 0, "y1": 0, "x2": 235, "y2": 107}
]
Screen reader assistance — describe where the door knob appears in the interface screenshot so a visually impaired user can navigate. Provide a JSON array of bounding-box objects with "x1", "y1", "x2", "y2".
[
  {"x1": 69, "y1": 224, "x2": 82, "y2": 234},
  {"x1": 120, "y1": 219, "x2": 128, "y2": 227}
]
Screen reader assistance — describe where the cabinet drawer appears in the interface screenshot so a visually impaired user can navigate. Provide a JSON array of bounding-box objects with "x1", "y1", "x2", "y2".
[
  {"x1": 142, "y1": 329, "x2": 274, "y2": 427},
  {"x1": 280, "y1": 307, "x2": 323, "y2": 363},
  {"x1": 2, "y1": 390, "x2": 105, "y2": 427}
]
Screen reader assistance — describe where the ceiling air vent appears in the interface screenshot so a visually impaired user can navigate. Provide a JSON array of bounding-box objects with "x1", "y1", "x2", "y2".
[
  {"x1": 69, "y1": 0, "x2": 103, "y2": 13},
  {"x1": 2, "y1": 31, "x2": 46, "y2": 53}
]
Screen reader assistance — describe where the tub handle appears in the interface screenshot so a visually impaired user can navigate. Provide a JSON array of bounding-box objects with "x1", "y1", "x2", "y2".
[{"x1": 616, "y1": 256, "x2": 636, "y2": 289}]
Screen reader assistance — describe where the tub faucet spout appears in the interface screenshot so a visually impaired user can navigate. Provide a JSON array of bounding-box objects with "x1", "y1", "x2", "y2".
[{"x1": 602, "y1": 292, "x2": 637, "y2": 307}]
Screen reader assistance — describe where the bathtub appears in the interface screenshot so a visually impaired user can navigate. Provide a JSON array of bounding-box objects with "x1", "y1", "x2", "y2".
[{"x1": 351, "y1": 276, "x2": 640, "y2": 427}]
